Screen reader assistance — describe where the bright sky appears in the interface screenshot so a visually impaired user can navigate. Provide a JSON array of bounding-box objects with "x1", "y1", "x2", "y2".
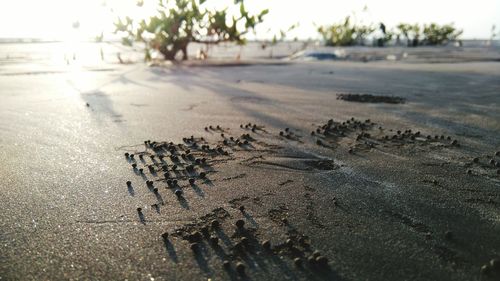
[{"x1": 0, "y1": 0, "x2": 498, "y2": 40}]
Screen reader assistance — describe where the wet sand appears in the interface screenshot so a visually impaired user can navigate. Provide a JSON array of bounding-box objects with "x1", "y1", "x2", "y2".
[{"x1": 1, "y1": 43, "x2": 500, "y2": 280}]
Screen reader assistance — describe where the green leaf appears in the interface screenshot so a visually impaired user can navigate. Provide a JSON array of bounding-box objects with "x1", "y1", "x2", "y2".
[
  {"x1": 122, "y1": 37, "x2": 133, "y2": 46},
  {"x1": 240, "y1": 2, "x2": 246, "y2": 15}
]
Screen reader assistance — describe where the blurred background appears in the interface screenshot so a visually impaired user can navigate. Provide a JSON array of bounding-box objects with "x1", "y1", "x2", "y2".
[
  {"x1": 0, "y1": 0, "x2": 499, "y2": 40},
  {"x1": 0, "y1": 0, "x2": 499, "y2": 66}
]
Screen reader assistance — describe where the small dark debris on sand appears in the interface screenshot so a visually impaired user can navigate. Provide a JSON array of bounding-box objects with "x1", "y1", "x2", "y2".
[
  {"x1": 337, "y1": 93, "x2": 405, "y2": 104},
  {"x1": 118, "y1": 118, "x2": 496, "y2": 280}
]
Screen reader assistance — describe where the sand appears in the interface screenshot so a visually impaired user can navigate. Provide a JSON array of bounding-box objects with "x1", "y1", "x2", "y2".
[{"x1": 0, "y1": 42, "x2": 500, "y2": 281}]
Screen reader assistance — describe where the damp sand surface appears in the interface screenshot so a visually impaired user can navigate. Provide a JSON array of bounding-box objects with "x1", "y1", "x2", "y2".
[{"x1": 1, "y1": 43, "x2": 500, "y2": 281}]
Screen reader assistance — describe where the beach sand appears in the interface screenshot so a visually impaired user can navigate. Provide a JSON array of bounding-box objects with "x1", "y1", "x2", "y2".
[{"x1": 0, "y1": 42, "x2": 499, "y2": 280}]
